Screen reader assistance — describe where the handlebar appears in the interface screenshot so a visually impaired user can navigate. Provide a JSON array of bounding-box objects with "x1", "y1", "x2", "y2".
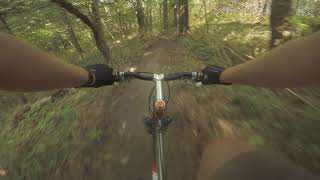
[{"x1": 113, "y1": 72, "x2": 204, "y2": 82}]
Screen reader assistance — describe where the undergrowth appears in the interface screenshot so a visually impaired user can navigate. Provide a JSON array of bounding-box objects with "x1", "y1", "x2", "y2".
[
  {"x1": 0, "y1": 92, "x2": 80, "y2": 180},
  {"x1": 0, "y1": 34, "x2": 149, "y2": 180},
  {"x1": 178, "y1": 21, "x2": 320, "y2": 173}
]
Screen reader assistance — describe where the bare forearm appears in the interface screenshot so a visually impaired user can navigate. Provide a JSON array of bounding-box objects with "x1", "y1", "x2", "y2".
[
  {"x1": 221, "y1": 32, "x2": 320, "y2": 88},
  {"x1": 0, "y1": 33, "x2": 88, "y2": 91}
]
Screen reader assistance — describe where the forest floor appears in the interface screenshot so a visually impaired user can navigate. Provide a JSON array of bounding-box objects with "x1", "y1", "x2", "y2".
[{"x1": 0, "y1": 23, "x2": 320, "y2": 180}]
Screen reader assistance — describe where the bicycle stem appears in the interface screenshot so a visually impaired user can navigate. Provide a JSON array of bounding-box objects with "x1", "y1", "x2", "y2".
[{"x1": 154, "y1": 74, "x2": 165, "y2": 100}]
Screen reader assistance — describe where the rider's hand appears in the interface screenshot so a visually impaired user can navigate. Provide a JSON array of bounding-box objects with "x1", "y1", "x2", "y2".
[
  {"x1": 201, "y1": 65, "x2": 231, "y2": 85},
  {"x1": 81, "y1": 64, "x2": 114, "y2": 88}
]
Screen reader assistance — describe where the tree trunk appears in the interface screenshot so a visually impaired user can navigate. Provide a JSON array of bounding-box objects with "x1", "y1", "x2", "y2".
[
  {"x1": 147, "y1": 8, "x2": 153, "y2": 30},
  {"x1": 100, "y1": 5, "x2": 117, "y2": 39},
  {"x1": 178, "y1": 0, "x2": 184, "y2": 34},
  {"x1": 185, "y1": 0, "x2": 189, "y2": 31},
  {"x1": 173, "y1": 0, "x2": 178, "y2": 27},
  {"x1": 159, "y1": 2, "x2": 162, "y2": 25},
  {"x1": 136, "y1": 0, "x2": 146, "y2": 33},
  {"x1": 260, "y1": 0, "x2": 269, "y2": 20},
  {"x1": 51, "y1": 0, "x2": 112, "y2": 64},
  {"x1": 295, "y1": 0, "x2": 301, "y2": 12},
  {"x1": 270, "y1": 0, "x2": 293, "y2": 48},
  {"x1": 0, "y1": 15, "x2": 13, "y2": 34},
  {"x1": 178, "y1": 0, "x2": 183, "y2": 34},
  {"x1": 91, "y1": 0, "x2": 112, "y2": 64},
  {"x1": 163, "y1": 0, "x2": 169, "y2": 30},
  {"x1": 61, "y1": 12, "x2": 84, "y2": 59},
  {"x1": 262, "y1": 0, "x2": 268, "y2": 15},
  {"x1": 178, "y1": 0, "x2": 189, "y2": 35},
  {"x1": 201, "y1": 0, "x2": 209, "y2": 33},
  {"x1": 113, "y1": 1, "x2": 127, "y2": 37}
]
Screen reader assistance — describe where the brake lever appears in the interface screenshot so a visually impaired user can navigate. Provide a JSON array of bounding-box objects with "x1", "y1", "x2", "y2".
[{"x1": 184, "y1": 79, "x2": 203, "y2": 87}]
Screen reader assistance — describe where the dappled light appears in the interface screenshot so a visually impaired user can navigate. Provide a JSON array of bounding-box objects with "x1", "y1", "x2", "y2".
[
  {"x1": 216, "y1": 118, "x2": 237, "y2": 138},
  {"x1": 0, "y1": 167, "x2": 6, "y2": 176},
  {"x1": 143, "y1": 51, "x2": 154, "y2": 56}
]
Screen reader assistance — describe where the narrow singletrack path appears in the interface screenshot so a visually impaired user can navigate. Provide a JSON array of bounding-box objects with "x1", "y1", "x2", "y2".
[{"x1": 98, "y1": 38, "x2": 200, "y2": 180}]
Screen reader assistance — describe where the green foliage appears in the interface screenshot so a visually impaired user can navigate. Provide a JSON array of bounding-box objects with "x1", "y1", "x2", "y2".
[
  {"x1": 183, "y1": 22, "x2": 269, "y2": 66},
  {"x1": 290, "y1": 16, "x2": 320, "y2": 36},
  {"x1": 231, "y1": 88, "x2": 277, "y2": 117},
  {"x1": 111, "y1": 37, "x2": 146, "y2": 67},
  {"x1": 248, "y1": 134, "x2": 265, "y2": 146},
  {"x1": 88, "y1": 128, "x2": 103, "y2": 142},
  {"x1": 0, "y1": 93, "x2": 80, "y2": 180},
  {"x1": 78, "y1": 50, "x2": 104, "y2": 66},
  {"x1": 78, "y1": 36, "x2": 146, "y2": 67},
  {"x1": 3, "y1": 2, "x2": 74, "y2": 53},
  {"x1": 18, "y1": 143, "x2": 56, "y2": 180},
  {"x1": 297, "y1": 108, "x2": 320, "y2": 144},
  {"x1": 184, "y1": 35, "x2": 215, "y2": 61},
  {"x1": 60, "y1": 107, "x2": 76, "y2": 124}
]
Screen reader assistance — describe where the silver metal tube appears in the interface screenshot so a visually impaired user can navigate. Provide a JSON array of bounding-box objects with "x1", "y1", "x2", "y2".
[
  {"x1": 156, "y1": 80, "x2": 163, "y2": 100},
  {"x1": 154, "y1": 74, "x2": 164, "y2": 100},
  {"x1": 157, "y1": 130, "x2": 165, "y2": 180},
  {"x1": 154, "y1": 74, "x2": 165, "y2": 180}
]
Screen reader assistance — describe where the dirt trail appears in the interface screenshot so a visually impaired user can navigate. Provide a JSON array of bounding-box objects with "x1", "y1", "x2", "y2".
[{"x1": 96, "y1": 38, "x2": 200, "y2": 180}]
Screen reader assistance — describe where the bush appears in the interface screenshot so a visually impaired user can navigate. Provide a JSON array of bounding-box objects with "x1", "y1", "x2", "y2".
[
  {"x1": 290, "y1": 16, "x2": 320, "y2": 36},
  {"x1": 298, "y1": 108, "x2": 320, "y2": 144},
  {"x1": 232, "y1": 88, "x2": 276, "y2": 117},
  {"x1": 248, "y1": 134, "x2": 265, "y2": 146},
  {"x1": 78, "y1": 50, "x2": 105, "y2": 67},
  {"x1": 184, "y1": 35, "x2": 215, "y2": 61}
]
